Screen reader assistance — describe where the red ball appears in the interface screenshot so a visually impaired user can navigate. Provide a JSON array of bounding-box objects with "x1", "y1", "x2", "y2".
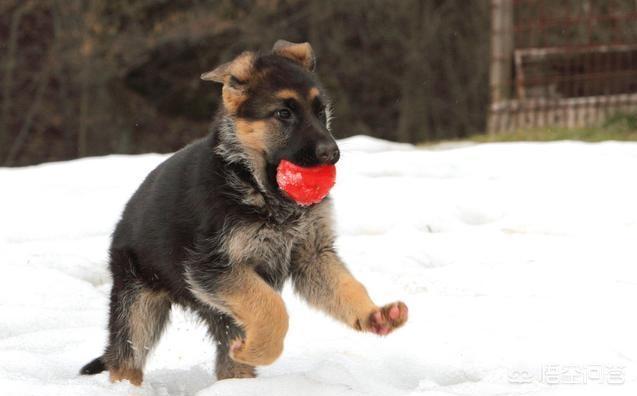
[{"x1": 276, "y1": 160, "x2": 336, "y2": 206}]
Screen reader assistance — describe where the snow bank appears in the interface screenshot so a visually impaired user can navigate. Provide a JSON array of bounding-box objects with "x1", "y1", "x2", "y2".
[{"x1": 1, "y1": 136, "x2": 636, "y2": 395}]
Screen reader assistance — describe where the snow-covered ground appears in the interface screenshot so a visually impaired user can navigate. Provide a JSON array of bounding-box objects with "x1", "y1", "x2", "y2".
[{"x1": 1, "y1": 136, "x2": 636, "y2": 396}]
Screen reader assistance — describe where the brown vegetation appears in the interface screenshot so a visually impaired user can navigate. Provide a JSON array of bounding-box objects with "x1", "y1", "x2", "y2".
[{"x1": 0, "y1": 0, "x2": 490, "y2": 166}]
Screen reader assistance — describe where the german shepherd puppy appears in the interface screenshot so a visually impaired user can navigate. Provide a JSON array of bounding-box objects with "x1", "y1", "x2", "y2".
[{"x1": 80, "y1": 40, "x2": 408, "y2": 386}]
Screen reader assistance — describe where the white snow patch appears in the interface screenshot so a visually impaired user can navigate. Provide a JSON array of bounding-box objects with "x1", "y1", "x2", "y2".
[{"x1": 1, "y1": 136, "x2": 636, "y2": 395}]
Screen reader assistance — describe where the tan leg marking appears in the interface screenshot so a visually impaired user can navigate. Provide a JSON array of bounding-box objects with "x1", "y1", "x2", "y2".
[
  {"x1": 220, "y1": 268, "x2": 289, "y2": 366},
  {"x1": 322, "y1": 260, "x2": 378, "y2": 329},
  {"x1": 109, "y1": 367, "x2": 143, "y2": 386},
  {"x1": 292, "y1": 202, "x2": 409, "y2": 335},
  {"x1": 302, "y1": 258, "x2": 408, "y2": 334}
]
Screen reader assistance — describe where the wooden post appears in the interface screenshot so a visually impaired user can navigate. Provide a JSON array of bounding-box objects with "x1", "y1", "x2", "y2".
[{"x1": 488, "y1": 0, "x2": 513, "y2": 134}]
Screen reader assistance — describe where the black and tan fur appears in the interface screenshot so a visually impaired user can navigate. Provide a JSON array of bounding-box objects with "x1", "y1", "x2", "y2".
[{"x1": 80, "y1": 40, "x2": 408, "y2": 386}]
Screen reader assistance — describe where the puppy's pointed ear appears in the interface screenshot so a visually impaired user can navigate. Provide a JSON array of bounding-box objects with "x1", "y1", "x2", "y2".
[
  {"x1": 201, "y1": 62, "x2": 231, "y2": 83},
  {"x1": 273, "y1": 40, "x2": 315, "y2": 71},
  {"x1": 201, "y1": 52, "x2": 255, "y2": 84}
]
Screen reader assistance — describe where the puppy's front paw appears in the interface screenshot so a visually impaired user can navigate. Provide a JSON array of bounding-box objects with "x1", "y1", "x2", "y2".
[
  {"x1": 228, "y1": 336, "x2": 283, "y2": 366},
  {"x1": 365, "y1": 301, "x2": 408, "y2": 335}
]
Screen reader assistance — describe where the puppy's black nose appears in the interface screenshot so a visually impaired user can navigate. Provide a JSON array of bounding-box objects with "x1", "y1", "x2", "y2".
[{"x1": 315, "y1": 141, "x2": 340, "y2": 164}]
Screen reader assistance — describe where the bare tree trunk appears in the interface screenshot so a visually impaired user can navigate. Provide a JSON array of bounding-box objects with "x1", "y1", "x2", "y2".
[
  {"x1": 77, "y1": 65, "x2": 89, "y2": 157},
  {"x1": 397, "y1": 0, "x2": 442, "y2": 143},
  {"x1": 109, "y1": 80, "x2": 134, "y2": 154},
  {"x1": 396, "y1": 0, "x2": 422, "y2": 142},
  {"x1": 4, "y1": 52, "x2": 52, "y2": 165},
  {"x1": 77, "y1": 1, "x2": 97, "y2": 158},
  {"x1": 50, "y1": 0, "x2": 74, "y2": 158},
  {"x1": 1, "y1": 1, "x2": 33, "y2": 160}
]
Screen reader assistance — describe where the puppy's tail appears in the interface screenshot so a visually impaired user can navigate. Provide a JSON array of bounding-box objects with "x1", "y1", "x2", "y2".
[{"x1": 79, "y1": 356, "x2": 106, "y2": 376}]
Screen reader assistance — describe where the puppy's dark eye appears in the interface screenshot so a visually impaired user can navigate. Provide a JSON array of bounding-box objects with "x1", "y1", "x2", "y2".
[{"x1": 274, "y1": 109, "x2": 292, "y2": 120}]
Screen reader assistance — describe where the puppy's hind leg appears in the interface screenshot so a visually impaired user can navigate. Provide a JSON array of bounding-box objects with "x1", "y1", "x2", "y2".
[
  {"x1": 103, "y1": 284, "x2": 171, "y2": 385},
  {"x1": 102, "y1": 261, "x2": 171, "y2": 386}
]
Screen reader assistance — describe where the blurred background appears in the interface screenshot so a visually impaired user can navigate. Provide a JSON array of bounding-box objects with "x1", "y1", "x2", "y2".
[{"x1": 1, "y1": 0, "x2": 636, "y2": 167}]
